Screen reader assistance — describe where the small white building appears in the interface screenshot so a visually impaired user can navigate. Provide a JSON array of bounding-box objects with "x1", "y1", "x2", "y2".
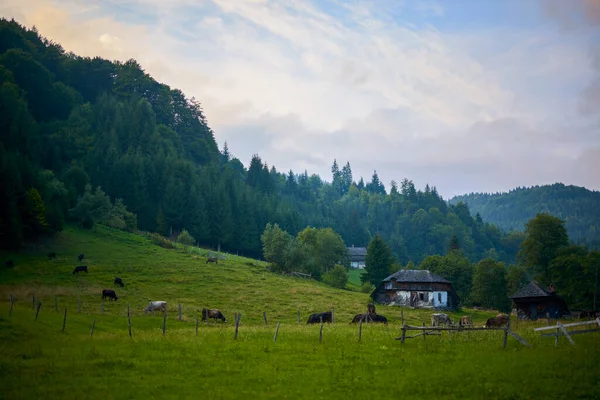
[
  {"x1": 347, "y1": 246, "x2": 367, "y2": 269},
  {"x1": 371, "y1": 269, "x2": 459, "y2": 310}
]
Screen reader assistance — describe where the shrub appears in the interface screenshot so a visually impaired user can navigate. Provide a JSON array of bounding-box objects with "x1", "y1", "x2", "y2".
[
  {"x1": 360, "y1": 281, "x2": 376, "y2": 294},
  {"x1": 150, "y1": 232, "x2": 174, "y2": 249}
]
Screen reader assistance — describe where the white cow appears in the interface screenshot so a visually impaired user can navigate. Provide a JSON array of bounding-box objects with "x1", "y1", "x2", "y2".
[
  {"x1": 144, "y1": 301, "x2": 167, "y2": 314},
  {"x1": 431, "y1": 313, "x2": 453, "y2": 327}
]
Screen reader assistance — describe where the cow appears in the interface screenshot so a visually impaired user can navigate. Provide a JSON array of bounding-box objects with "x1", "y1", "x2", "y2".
[
  {"x1": 306, "y1": 311, "x2": 333, "y2": 324},
  {"x1": 202, "y1": 308, "x2": 227, "y2": 322},
  {"x1": 5, "y1": 260, "x2": 13, "y2": 268},
  {"x1": 206, "y1": 257, "x2": 218, "y2": 264},
  {"x1": 72, "y1": 265, "x2": 88, "y2": 274},
  {"x1": 78, "y1": 253, "x2": 85, "y2": 262},
  {"x1": 101, "y1": 289, "x2": 118, "y2": 301},
  {"x1": 144, "y1": 301, "x2": 167, "y2": 314},
  {"x1": 351, "y1": 313, "x2": 388, "y2": 324},
  {"x1": 114, "y1": 277, "x2": 124, "y2": 287},
  {"x1": 484, "y1": 314, "x2": 509, "y2": 328},
  {"x1": 367, "y1": 303, "x2": 376, "y2": 314},
  {"x1": 47, "y1": 252, "x2": 57, "y2": 260},
  {"x1": 431, "y1": 313, "x2": 453, "y2": 327},
  {"x1": 459, "y1": 316, "x2": 472, "y2": 326}
]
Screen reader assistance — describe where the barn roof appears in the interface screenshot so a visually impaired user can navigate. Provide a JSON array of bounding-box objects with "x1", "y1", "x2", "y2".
[
  {"x1": 382, "y1": 269, "x2": 450, "y2": 284},
  {"x1": 347, "y1": 246, "x2": 367, "y2": 261},
  {"x1": 509, "y1": 281, "x2": 554, "y2": 299}
]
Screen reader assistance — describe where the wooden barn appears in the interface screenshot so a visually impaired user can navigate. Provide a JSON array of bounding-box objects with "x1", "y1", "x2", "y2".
[
  {"x1": 509, "y1": 281, "x2": 570, "y2": 320},
  {"x1": 371, "y1": 269, "x2": 460, "y2": 310},
  {"x1": 347, "y1": 245, "x2": 367, "y2": 269}
]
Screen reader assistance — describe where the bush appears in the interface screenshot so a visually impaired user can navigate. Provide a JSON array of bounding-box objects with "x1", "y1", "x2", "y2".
[
  {"x1": 150, "y1": 232, "x2": 174, "y2": 249},
  {"x1": 360, "y1": 281, "x2": 376, "y2": 294},
  {"x1": 177, "y1": 229, "x2": 195, "y2": 251},
  {"x1": 322, "y1": 264, "x2": 348, "y2": 289}
]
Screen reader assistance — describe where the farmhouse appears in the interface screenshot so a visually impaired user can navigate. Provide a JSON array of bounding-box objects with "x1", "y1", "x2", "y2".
[
  {"x1": 347, "y1": 245, "x2": 367, "y2": 269},
  {"x1": 509, "y1": 281, "x2": 570, "y2": 320},
  {"x1": 371, "y1": 269, "x2": 459, "y2": 310}
]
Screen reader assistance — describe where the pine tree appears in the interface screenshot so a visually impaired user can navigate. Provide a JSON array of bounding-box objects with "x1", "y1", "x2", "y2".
[{"x1": 361, "y1": 234, "x2": 395, "y2": 285}]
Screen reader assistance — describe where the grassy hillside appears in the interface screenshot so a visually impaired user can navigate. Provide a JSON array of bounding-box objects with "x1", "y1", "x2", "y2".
[
  {"x1": 1, "y1": 227, "x2": 599, "y2": 399},
  {"x1": 449, "y1": 183, "x2": 600, "y2": 248}
]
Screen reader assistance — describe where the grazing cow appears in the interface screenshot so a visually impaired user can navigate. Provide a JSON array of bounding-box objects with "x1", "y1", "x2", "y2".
[
  {"x1": 459, "y1": 316, "x2": 472, "y2": 326},
  {"x1": 78, "y1": 253, "x2": 84, "y2": 262},
  {"x1": 206, "y1": 257, "x2": 218, "y2": 264},
  {"x1": 306, "y1": 311, "x2": 333, "y2": 324},
  {"x1": 202, "y1": 308, "x2": 227, "y2": 322},
  {"x1": 72, "y1": 265, "x2": 88, "y2": 274},
  {"x1": 101, "y1": 289, "x2": 118, "y2": 301},
  {"x1": 5, "y1": 260, "x2": 13, "y2": 268},
  {"x1": 431, "y1": 313, "x2": 453, "y2": 327},
  {"x1": 351, "y1": 313, "x2": 388, "y2": 324},
  {"x1": 484, "y1": 314, "x2": 509, "y2": 328},
  {"x1": 47, "y1": 252, "x2": 57, "y2": 260},
  {"x1": 144, "y1": 301, "x2": 167, "y2": 314},
  {"x1": 114, "y1": 277, "x2": 124, "y2": 287},
  {"x1": 367, "y1": 303, "x2": 376, "y2": 314}
]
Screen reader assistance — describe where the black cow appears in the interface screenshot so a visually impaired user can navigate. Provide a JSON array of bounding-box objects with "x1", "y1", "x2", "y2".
[
  {"x1": 580, "y1": 310, "x2": 597, "y2": 320},
  {"x1": 78, "y1": 253, "x2": 85, "y2": 262},
  {"x1": 72, "y1": 265, "x2": 88, "y2": 274},
  {"x1": 5, "y1": 260, "x2": 13, "y2": 268},
  {"x1": 47, "y1": 252, "x2": 57, "y2": 260},
  {"x1": 202, "y1": 308, "x2": 227, "y2": 322},
  {"x1": 102, "y1": 289, "x2": 118, "y2": 301},
  {"x1": 306, "y1": 311, "x2": 333, "y2": 324},
  {"x1": 206, "y1": 257, "x2": 218, "y2": 264},
  {"x1": 114, "y1": 277, "x2": 124, "y2": 287}
]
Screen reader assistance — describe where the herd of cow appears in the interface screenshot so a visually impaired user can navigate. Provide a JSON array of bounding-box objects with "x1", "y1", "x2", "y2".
[{"x1": 430, "y1": 312, "x2": 510, "y2": 328}]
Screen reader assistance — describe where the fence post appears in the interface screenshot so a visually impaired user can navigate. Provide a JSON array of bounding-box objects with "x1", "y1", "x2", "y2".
[
  {"x1": 263, "y1": 311, "x2": 268, "y2": 326},
  {"x1": 90, "y1": 319, "x2": 96, "y2": 337},
  {"x1": 332, "y1": 307, "x2": 335, "y2": 324},
  {"x1": 298, "y1": 309, "x2": 301, "y2": 325},
  {"x1": 178, "y1": 304, "x2": 182, "y2": 321},
  {"x1": 78, "y1": 296, "x2": 81, "y2": 313},
  {"x1": 127, "y1": 303, "x2": 132, "y2": 338},
  {"x1": 422, "y1": 322, "x2": 426, "y2": 342},
  {"x1": 401, "y1": 310, "x2": 404, "y2": 326},
  {"x1": 101, "y1": 298, "x2": 104, "y2": 314},
  {"x1": 32, "y1": 293, "x2": 35, "y2": 309},
  {"x1": 272, "y1": 322, "x2": 280, "y2": 342},
  {"x1": 358, "y1": 318, "x2": 363, "y2": 342},
  {"x1": 319, "y1": 320, "x2": 324, "y2": 343},
  {"x1": 62, "y1": 309, "x2": 67, "y2": 332},
  {"x1": 54, "y1": 296, "x2": 58, "y2": 312},
  {"x1": 9, "y1": 294, "x2": 14, "y2": 317},
  {"x1": 400, "y1": 324, "x2": 407, "y2": 344},
  {"x1": 162, "y1": 314, "x2": 167, "y2": 336},
  {"x1": 234, "y1": 313, "x2": 241, "y2": 340},
  {"x1": 196, "y1": 315, "x2": 199, "y2": 336},
  {"x1": 35, "y1": 301, "x2": 42, "y2": 321}
]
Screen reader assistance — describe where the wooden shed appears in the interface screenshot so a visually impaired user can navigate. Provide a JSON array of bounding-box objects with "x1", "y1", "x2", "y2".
[
  {"x1": 371, "y1": 269, "x2": 460, "y2": 310},
  {"x1": 347, "y1": 245, "x2": 367, "y2": 269},
  {"x1": 509, "y1": 281, "x2": 570, "y2": 320}
]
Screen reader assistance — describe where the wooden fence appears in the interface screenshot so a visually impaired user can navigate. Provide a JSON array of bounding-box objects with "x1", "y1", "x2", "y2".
[{"x1": 534, "y1": 318, "x2": 600, "y2": 347}]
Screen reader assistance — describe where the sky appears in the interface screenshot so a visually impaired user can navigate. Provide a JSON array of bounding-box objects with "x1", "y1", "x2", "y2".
[{"x1": 1, "y1": 0, "x2": 599, "y2": 198}]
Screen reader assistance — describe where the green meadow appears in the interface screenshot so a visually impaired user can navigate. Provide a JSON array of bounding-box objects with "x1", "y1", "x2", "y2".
[{"x1": 1, "y1": 226, "x2": 599, "y2": 399}]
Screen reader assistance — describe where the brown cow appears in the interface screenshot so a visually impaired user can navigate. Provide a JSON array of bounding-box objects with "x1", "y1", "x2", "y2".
[
  {"x1": 459, "y1": 316, "x2": 472, "y2": 326},
  {"x1": 485, "y1": 314, "x2": 509, "y2": 328},
  {"x1": 351, "y1": 313, "x2": 387, "y2": 324},
  {"x1": 206, "y1": 257, "x2": 218, "y2": 264},
  {"x1": 367, "y1": 303, "x2": 376, "y2": 314},
  {"x1": 202, "y1": 308, "x2": 227, "y2": 322}
]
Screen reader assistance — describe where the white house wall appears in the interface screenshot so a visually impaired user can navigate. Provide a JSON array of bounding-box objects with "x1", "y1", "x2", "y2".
[
  {"x1": 388, "y1": 290, "x2": 449, "y2": 308},
  {"x1": 432, "y1": 291, "x2": 448, "y2": 307}
]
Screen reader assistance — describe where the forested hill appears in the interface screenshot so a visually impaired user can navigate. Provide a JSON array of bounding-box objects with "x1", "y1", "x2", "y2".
[
  {"x1": 1, "y1": 19, "x2": 523, "y2": 265},
  {"x1": 449, "y1": 184, "x2": 600, "y2": 248}
]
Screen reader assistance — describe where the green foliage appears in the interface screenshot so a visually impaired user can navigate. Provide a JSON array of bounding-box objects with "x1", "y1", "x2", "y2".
[
  {"x1": 261, "y1": 223, "x2": 292, "y2": 270},
  {"x1": 150, "y1": 232, "x2": 174, "y2": 249},
  {"x1": 360, "y1": 281, "x2": 376, "y2": 294},
  {"x1": 69, "y1": 184, "x2": 111, "y2": 229},
  {"x1": 450, "y1": 183, "x2": 600, "y2": 248},
  {"x1": 419, "y1": 252, "x2": 474, "y2": 305},
  {"x1": 362, "y1": 234, "x2": 395, "y2": 285},
  {"x1": 518, "y1": 213, "x2": 569, "y2": 284},
  {"x1": 177, "y1": 229, "x2": 195, "y2": 250},
  {"x1": 506, "y1": 264, "x2": 528, "y2": 297},
  {"x1": 322, "y1": 264, "x2": 348, "y2": 289},
  {"x1": 471, "y1": 258, "x2": 510, "y2": 312},
  {"x1": 296, "y1": 227, "x2": 348, "y2": 273}
]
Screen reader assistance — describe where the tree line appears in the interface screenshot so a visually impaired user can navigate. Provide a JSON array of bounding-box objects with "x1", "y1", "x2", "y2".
[{"x1": 1, "y1": 19, "x2": 521, "y2": 266}]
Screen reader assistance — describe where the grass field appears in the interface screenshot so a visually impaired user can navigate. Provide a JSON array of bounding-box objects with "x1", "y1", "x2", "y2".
[{"x1": 1, "y1": 226, "x2": 599, "y2": 399}]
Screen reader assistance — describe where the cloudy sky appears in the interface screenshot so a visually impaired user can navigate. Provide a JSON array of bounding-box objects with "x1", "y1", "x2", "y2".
[{"x1": 2, "y1": 0, "x2": 599, "y2": 198}]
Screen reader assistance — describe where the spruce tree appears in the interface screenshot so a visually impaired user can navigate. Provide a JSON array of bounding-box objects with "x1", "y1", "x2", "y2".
[{"x1": 361, "y1": 234, "x2": 395, "y2": 285}]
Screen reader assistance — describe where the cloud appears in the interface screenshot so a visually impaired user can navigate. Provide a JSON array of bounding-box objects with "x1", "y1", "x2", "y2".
[{"x1": 1, "y1": 0, "x2": 599, "y2": 198}]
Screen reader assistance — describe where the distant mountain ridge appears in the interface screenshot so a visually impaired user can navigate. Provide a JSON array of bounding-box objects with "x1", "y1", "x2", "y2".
[{"x1": 449, "y1": 183, "x2": 600, "y2": 248}]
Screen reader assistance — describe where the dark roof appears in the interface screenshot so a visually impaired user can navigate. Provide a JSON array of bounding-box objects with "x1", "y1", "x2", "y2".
[
  {"x1": 509, "y1": 281, "x2": 555, "y2": 299},
  {"x1": 348, "y1": 247, "x2": 367, "y2": 261},
  {"x1": 382, "y1": 269, "x2": 450, "y2": 284}
]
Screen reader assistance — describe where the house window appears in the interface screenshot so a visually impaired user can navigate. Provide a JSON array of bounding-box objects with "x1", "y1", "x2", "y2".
[
  {"x1": 385, "y1": 282, "x2": 392, "y2": 290},
  {"x1": 419, "y1": 293, "x2": 424, "y2": 301},
  {"x1": 438, "y1": 293, "x2": 442, "y2": 302}
]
